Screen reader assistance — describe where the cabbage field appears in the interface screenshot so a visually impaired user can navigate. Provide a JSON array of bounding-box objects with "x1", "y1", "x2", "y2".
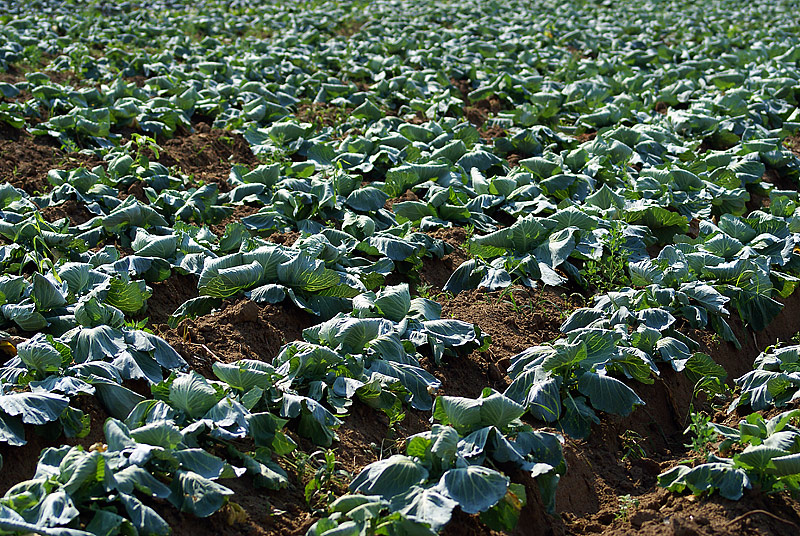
[{"x1": 2, "y1": 0, "x2": 800, "y2": 534}]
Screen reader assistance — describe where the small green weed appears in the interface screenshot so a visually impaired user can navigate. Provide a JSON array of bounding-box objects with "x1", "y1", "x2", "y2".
[
  {"x1": 615, "y1": 494, "x2": 639, "y2": 522},
  {"x1": 620, "y1": 430, "x2": 646, "y2": 461},
  {"x1": 581, "y1": 223, "x2": 630, "y2": 295},
  {"x1": 683, "y1": 406, "x2": 716, "y2": 457},
  {"x1": 294, "y1": 450, "x2": 351, "y2": 512}
]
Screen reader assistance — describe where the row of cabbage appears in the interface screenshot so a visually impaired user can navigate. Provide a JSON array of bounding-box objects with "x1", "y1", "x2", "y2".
[{"x1": 2, "y1": 0, "x2": 800, "y2": 534}]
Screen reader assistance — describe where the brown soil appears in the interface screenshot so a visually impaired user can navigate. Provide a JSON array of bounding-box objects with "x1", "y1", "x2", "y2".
[
  {"x1": 785, "y1": 135, "x2": 800, "y2": 157},
  {"x1": 335, "y1": 19, "x2": 365, "y2": 37},
  {"x1": 152, "y1": 123, "x2": 257, "y2": 192},
  {"x1": 159, "y1": 469, "x2": 315, "y2": 536},
  {"x1": 0, "y1": 394, "x2": 109, "y2": 495},
  {"x1": 208, "y1": 204, "x2": 265, "y2": 237},
  {"x1": 464, "y1": 96, "x2": 506, "y2": 128},
  {"x1": 481, "y1": 124, "x2": 507, "y2": 140},
  {"x1": 450, "y1": 77, "x2": 508, "y2": 128},
  {"x1": 384, "y1": 188, "x2": 420, "y2": 210},
  {"x1": 140, "y1": 273, "x2": 200, "y2": 326},
  {"x1": 418, "y1": 227, "x2": 471, "y2": 290},
  {"x1": 553, "y1": 291, "x2": 800, "y2": 536},
  {"x1": 746, "y1": 167, "x2": 798, "y2": 212},
  {"x1": 0, "y1": 134, "x2": 102, "y2": 195},
  {"x1": 761, "y1": 166, "x2": 798, "y2": 192},
  {"x1": 506, "y1": 151, "x2": 523, "y2": 167},
  {"x1": 157, "y1": 299, "x2": 316, "y2": 377},
  {"x1": 576, "y1": 131, "x2": 597, "y2": 143},
  {"x1": 267, "y1": 230, "x2": 300, "y2": 246},
  {"x1": 39, "y1": 199, "x2": 95, "y2": 225},
  {"x1": 450, "y1": 78, "x2": 472, "y2": 101},
  {"x1": 436, "y1": 286, "x2": 580, "y2": 399}
]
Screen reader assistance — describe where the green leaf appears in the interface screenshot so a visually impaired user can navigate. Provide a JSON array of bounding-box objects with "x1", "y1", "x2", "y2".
[
  {"x1": 17, "y1": 335, "x2": 62, "y2": 375},
  {"x1": 577, "y1": 371, "x2": 644, "y2": 417},
  {"x1": 32, "y1": 273, "x2": 66, "y2": 311},
  {"x1": 658, "y1": 462, "x2": 750, "y2": 500},
  {"x1": 478, "y1": 389, "x2": 526, "y2": 430},
  {"x1": 168, "y1": 470, "x2": 233, "y2": 517},
  {"x1": 213, "y1": 360, "x2": 274, "y2": 391},
  {"x1": 771, "y1": 453, "x2": 800, "y2": 477},
  {"x1": 169, "y1": 372, "x2": 220, "y2": 419},
  {"x1": 735, "y1": 445, "x2": 786, "y2": 472},
  {"x1": 439, "y1": 466, "x2": 509, "y2": 514},
  {"x1": 130, "y1": 421, "x2": 182, "y2": 448},
  {"x1": 349, "y1": 455, "x2": 429, "y2": 498},
  {"x1": 375, "y1": 284, "x2": 412, "y2": 322},
  {"x1": 107, "y1": 278, "x2": 150, "y2": 313},
  {"x1": 0, "y1": 392, "x2": 68, "y2": 425},
  {"x1": 0, "y1": 412, "x2": 25, "y2": 446},
  {"x1": 277, "y1": 254, "x2": 339, "y2": 292},
  {"x1": 432, "y1": 396, "x2": 482, "y2": 434},
  {"x1": 199, "y1": 259, "x2": 263, "y2": 298},
  {"x1": 390, "y1": 485, "x2": 457, "y2": 531},
  {"x1": 119, "y1": 493, "x2": 171, "y2": 535}
]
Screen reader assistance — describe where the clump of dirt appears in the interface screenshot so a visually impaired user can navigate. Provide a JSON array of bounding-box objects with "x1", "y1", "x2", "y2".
[
  {"x1": 464, "y1": 96, "x2": 507, "y2": 128},
  {"x1": 480, "y1": 124, "x2": 507, "y2": 140},
  {"x1": 0, "y1": 135, "x2": 102, "y2": 195},
  {"x1": 506, "y1": 152, "x2": 524, "y2": 167},
  {"x1": 159, "y1": 299, "x2": 316, "y2": 377},
  {"x1": 426, "y1": 226, "x2": 468, "y2": 250},
  {"x1": 418, "y1": 227, "x2": 471, "y2": 291},
  {"x1": 384, "y1": 189, "x2": 419, "y2": 210},
  {"x1": 762, "y1": 166, "x2": 798, "y2": 192},
  {"x1": 441, "y1": 286, "x2": 579, "y2": 362},
  {"x1": 153, "y1": 123, "x2": 257, "y2": 191},
  {"x1": 450, "y1": 78, "x2": 472, "y2": 101},
  {"x1": 208, "y1": 204, "x2": 264, "y2": 237},
  {"x1": 0, "y1": 121, "x2": 22, "y2": 141},
  {"x1": 267, "y1": 230, "x2": 300, "y2": 246},
  {"x1": 449, "y1": 77, "x2": 508, "y2": 128},
  {"x1": 565, "y1": 45, "x2": 594, "y2": 59},
  {"x1": 654, "y1": 101, "x2": 669, "y2": 114},
  {"x1": 0, "y1": 394, "x2": 110, "y2": 495},
  {"x1": 335, "y1": 19, "x2": 365, "y2": 37},
  {"x1": 39, "y1": 199, "x2": 95, "y2": 225},
  {"x1": 429, "y1": 286, "x2": 579, "y2": 398},
  {"x1": 576, "y1": 131, "x2": 597, "y2": 143},
  {"x1": 697, "y1": 134, "x2": 738, "y2": 154},
  {"x1": 157, "y1": 468, "x2": 315, "y2": 536},
  {"x1": 140, "y1": 273, "x2": 199, "y2": 327},
  {"x1": 785, "y1": 134, "x2": 800, "y2": 157},
  {"x1": 595, "y1": 487, "x2": 800, "y2": 536},
  {"x1": 744, "y1": 166, "x2": 798, "y2": 213}
]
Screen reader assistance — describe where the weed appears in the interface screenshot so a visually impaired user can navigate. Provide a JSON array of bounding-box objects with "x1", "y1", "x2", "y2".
[
  {"x1": 292, "y1": 450, "x2": 351, "y2": 512},
  {"x1": 615, "y1": 494, "x2": 639, "y2": 522},
  {"x1": 124, "y1": 133, "x2": 161, "y2": 167},
  {"x1": 581, "y1": 222, "x2": 630, "y2": 295},
  {"x1": 683, "y1": 406, "x2": 716, "y2": 457},
  {"x1": 416, "y1": 283, "x2": 435, "y2": 300},
  {"x1": 620, "y1": 430, "x2": 646, "y2": 461},
  {"x1": 498, "y1": 286, "x2": 524, "y2": 312},
  {"x1": 125, "y1": 317, "x2": 152, "y2": 333},
  {"x1": 416, "y1": 283, "x2": 452, "y2": 302}
]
